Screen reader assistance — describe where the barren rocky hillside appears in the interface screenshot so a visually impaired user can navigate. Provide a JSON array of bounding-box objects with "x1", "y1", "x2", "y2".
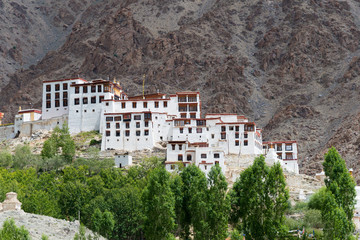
[{"x1": 0, "y1": 0, "x2": 359, "y2": 180}]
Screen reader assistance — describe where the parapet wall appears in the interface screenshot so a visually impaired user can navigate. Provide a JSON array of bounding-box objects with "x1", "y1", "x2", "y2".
[
  {"x1": 0, "y1": 115, "x2": 68, "y2": 141},
  {"x1": 18, "y1": 115, "x2": 68, "y2": 138},
  {"x1": 0, "y1": 125, "x2": 15, "y2": 141}
]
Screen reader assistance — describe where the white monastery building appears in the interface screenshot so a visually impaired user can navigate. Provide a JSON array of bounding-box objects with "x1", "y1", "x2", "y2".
[{"x1": 0, "y1": 77, "x2": 300, "y2": 176}]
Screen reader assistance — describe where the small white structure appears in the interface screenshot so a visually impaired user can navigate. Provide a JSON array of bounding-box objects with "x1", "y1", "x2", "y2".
[
  {"x1": 114, "y1": 154, "x2": 133, "y2": 168},
  {"x1": 263, "y1": 141, "x2": 299, "y2": 174},
  {"x1": 1, "y1": 192, "x2": 22, "y2": 212}
]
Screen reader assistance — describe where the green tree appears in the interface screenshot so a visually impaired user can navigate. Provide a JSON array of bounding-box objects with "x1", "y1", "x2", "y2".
[
  {"x1": 41, "y1": 123, "x2": 75, "y2": 163},
  {"x1": 206, "y1": 164, "x2": 230, "y2": 240},
  {"x1": 13, "y1": 145, "x2": 39, "y2": 169},
  {"x1": 106, "y1": 186, "x2": 144, "y2": 240},
  {"x1": 0, "y1": 218, "x2": 31, "y2": 240},
  {"x1": 142, "y1": 167, "x2": 175, "y2": 239},
  {"x1": 0, "y1": 149, "x2": 13, "y2": 168},
  {"x1": 230, "y1": 156, "x2": 289, "y2": 239},
  {"x1": 178, "y1": 164, "x2": 208, "y2": 239},
  {"x1": 91, "y1": 208, "x2": 114, "y2": 239},
  {"x1": 321, "y1": 147, "x2": 356, "y2": 239}
]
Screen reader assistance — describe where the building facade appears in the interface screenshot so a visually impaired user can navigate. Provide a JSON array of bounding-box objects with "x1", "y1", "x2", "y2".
[{"x1": 2, "y1": 77, "x2": 300, "y2": 176}]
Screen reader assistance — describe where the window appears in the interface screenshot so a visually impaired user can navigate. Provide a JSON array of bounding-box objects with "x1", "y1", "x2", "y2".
[
  {"x1": 55, "y1": 92, "x2": 60, "y2": 99},
  {"x1": 106, "y1": 122, "x2": 111, "y2": 129},
  {"x1": 63, "y1": 92, "x2": 68, "y2": 99},
  {"x1": 215, "y1": 161, "x2": 219, "y2": 165},
  {"x1": 132, "y1": 102, "x2": 137, "y2": 108},
  {"x1": 155, "y1": 101, "x2": 159, "y2": 108},
  {"x1": 205, "y1": 165, "x2": 207, "y2": 170},
  {"x1": 171, "y1": 165, "x2": 175, "y2": 170},
  {"x1": 190, "y1": 113, "x2": 196, "y2": 118},
  {"x1": 196, "y1": 128, "x2": 202, "y2": 133},
  {"x1": 106, "y1": 102, "x2": 109, "y2": 106},
  {"x1": 201, "y1": 154, "x2": 207, "y2": 158},
  {"x1": 180, "y1": 128, "x2": 184, "y2": 133},
  {"x1": 181, "y1": 113, "x2": 187, "y2": 118},
  {"x1": 188, "y1": 128, "x2": 192, "y2": 133},
  {"x1": 91, "y1": 85, "x2": 96, "y2": 93},
  {"x1": 55, "y1": 100, "x2": 60, "y2": 107},
  {"x1": 116, "y1": 123, "x2": 120, "y2": 129},
  {"x1": 98, "y1": 85, "x2": 102, "y2": 92},
  {"x1": 211, "y1": 134, "x2": 215, "y2": 139},
  {"x1": 144, "y1": 130, "x2": 149, "y2": 136},
  {"x1": 104, "y1": 85, "x2": 110, "y2": 92},
  {"x1": 126, "y1": 123, "x2": 130, "y2": 128},
  {"x1": 197, "y1": 120, "x2": 205, "y2": 126},
  {"x1": 143, "y1": 102, "x2": 148, "y2": 108},
  {"x1": 121, "y1": 102, "x2": 126, "y2": 108},
  {"x1": 125, "y1": 130, "x2": 130, "y2": 136},
  {"x1": 235, "y1": 126, "x2": 239, "y2": 131},
  {"x1": 144, "y1": 113, "x2": 151, "y2": 120},
  {"x1": 221, "y1": 126, "x2": 226, "y2": 132},
  {"x1": 116, "y1": 130, "x2": 120, "y2": 137},
  {"x1": 229, "y1": 126, "x2": 234, "y2": 131},
  {"x1": 277, "y1": 153, "x2": 282, "y2": 159},
  {"x1": 214, "y1": 153, "x2": 220, "y2": 158},
  {"x1": 106, "y1": 117, "x2": 113, "y2": 121},
  {"x1": 244, "y1": 140, "x2": 248, "y2": 146},
  {"x1": 55, "y1": 84, "x2": 60, "y2": 91},
  {"x1": 91, "y1": 96, "x2": 96, "y2": 104},
  {"x1": 136, "y1": 131, "x2": 140, "y2": 136},
  {"x1": 123, "y1": 114, "x2": 131, "y2": 121},
  {"x1": 172, "y1": 144, "x2": 175, "y2": 150},
  {"x1": 179, "y1": 145, "x2": 182, "y2": 150},
  {"x1": 163, "y1": 101, "x2": 168, "y2": 107},
  {"x1": 74, "y1": 98, "x2": 80, "y2": 105},
  {"x1": 286, "y1": 153, "x2": 293, "y2": 159},
  {"x1": 46, "y1": 94, "x2": 51, "y2": 100},
  {"x1": 277, "y1": 145, "x2": 282, "y2": 151},
  {"x1": 235, "y1": 133, "x2": 239, "y2": 139},
  {"x1": 99, "y1": 96, "x2": 104, "y2": 103},
  {"x1": 63, "y1": 83, "x2": 68, "y2": 90},
  {"x1": 106, "y1": 131, "x2": 110, "y2": 136},
  {"x1": 63, "y1": 99, "x2": 68, "y2": 107},
  {"x1": 285, "y1": 144, "x2": 293, "y2": 151},
  {"x1": 46, "y1": 85, "x2": 51, "y2": 92},
  {"x1": 221, "y1": 133, "x2": 226, "y2": 140},
  {"x1": 178, "y1": 155, "x2": 183, "y2": 161},
  {"x1": 83, "y1": 98, "x2": 88, "y2": 104},
  {"x1": 235, "y1": 140, "x2": 239, "y2": 146},
  {"x1": 134, "y1": 115, "x2": 141, "y2": 120},
  {"x1": 136, "y1": 122, "x2": 140, "y2": 128},
  {"x1": 244, "y1": 133, "x2": 248, "y2": 139},
  {"x1": 46, "y1": 101, "x2": 51, "y2": 108},
  {"x1": 75, "y1": 87, "x2": 80, "y2": 93},
  {"x1": 145, "y1": 121, "x2": 149, "y2": 127},
  {"x1": 83, "y1": 86, "x2": 88, "y2": 93},
  {"x1": 114, "y1": 116, "x2": 121, "y2": 121}
]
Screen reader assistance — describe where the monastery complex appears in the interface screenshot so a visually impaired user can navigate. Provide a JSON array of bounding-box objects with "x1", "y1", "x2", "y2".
[{"x1": 0, "y1": 78, "x2": 299, "y2": 175}]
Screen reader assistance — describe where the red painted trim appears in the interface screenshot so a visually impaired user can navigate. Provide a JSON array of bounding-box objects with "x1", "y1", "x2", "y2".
[
  {"x1": 43, "y1": 78, "x2": 88, "y2": 83},
  {"x1": 263, "y1": 140, "x2": 297, "y2": 144},
  {"x1": 18, "y1": 109, "x2": 42, "y2": 114}
]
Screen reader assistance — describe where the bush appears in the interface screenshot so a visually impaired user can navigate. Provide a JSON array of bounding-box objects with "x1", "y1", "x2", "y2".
[
  {"x1": 308, "y1": 187, "x2": 327, "y2": 211},
  {"x1": 89, "y1": 139, "x2": 101, "y2": 146},
  {"x1": 304, "y1": 209, "x2": 323, "y2": 229},
  {"x1": 285, "y1": 217, "x2": 303, "y2": 231}
]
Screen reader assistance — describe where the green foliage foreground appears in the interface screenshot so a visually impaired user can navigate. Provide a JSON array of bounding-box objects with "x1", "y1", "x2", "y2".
[{"x1": 0, "y1": 137, "x2": 353, "y2": 240}]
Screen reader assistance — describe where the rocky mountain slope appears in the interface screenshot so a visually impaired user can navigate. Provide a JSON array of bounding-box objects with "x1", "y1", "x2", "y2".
[{"x1": 0, "y1": 0, "x2": 359, "y2": 180}]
